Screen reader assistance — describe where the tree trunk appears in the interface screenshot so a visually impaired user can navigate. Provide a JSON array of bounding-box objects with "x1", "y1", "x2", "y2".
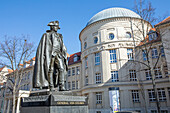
[
  {"x1": 151, "y1": 68, "x2": 161, "y2": 113},
  {"x1": 12, "y1": 85, "x2": 16, "y2": 113}
]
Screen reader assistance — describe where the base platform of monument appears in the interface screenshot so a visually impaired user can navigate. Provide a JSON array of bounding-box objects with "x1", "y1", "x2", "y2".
[{"x1": 20, "y1": 90, "x2": 88, "y2": 113}]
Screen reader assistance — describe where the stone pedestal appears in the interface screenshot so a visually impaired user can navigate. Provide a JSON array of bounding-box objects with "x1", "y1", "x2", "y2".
[{"x1": 20, "y1": 91, "x2": 88, "y2": 113}]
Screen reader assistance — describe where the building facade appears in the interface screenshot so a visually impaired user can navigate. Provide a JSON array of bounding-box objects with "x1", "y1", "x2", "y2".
[
  {"x1": 2, "y1": 7, "x2": 170, "y2": 113},
  {"x1": 78, "y1": 7, "x2": 152, "y2": 113},
  {"x1": 68, "y1": 8, "x2": 170, "y2": 113}
]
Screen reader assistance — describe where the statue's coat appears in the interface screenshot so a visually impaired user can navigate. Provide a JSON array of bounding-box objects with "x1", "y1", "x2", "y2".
[{"x1": 33, "y1": 31, "x2": 67, "y2": 88}]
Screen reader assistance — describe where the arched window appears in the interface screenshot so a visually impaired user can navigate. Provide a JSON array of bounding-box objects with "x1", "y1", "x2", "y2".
[
  {"x1": 126, "y1": 32, "x2": 131, "y2": 38},
  {"x1": 84, "y1": 42, "x2": 87, "y2": 49},
  {"x1": 109, "y1": 33, "x2": 114, "y2": 40},
  {"x1": 94, "y1": 37, "x2": 98, "y2": 44}
]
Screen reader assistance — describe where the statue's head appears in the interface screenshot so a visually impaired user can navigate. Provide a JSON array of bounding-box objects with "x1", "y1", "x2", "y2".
[{"x1": 48, "y1": 21, "x2": 60, "y2": 32}]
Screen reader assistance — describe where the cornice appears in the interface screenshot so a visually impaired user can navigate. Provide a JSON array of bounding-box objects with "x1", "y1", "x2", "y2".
[{"x1": 79, "y1": 17, "x2": 150, "y2": 41}]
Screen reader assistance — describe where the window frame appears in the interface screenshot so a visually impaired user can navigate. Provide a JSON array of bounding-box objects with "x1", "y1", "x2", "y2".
[
  {"x1": 154, "y1": 67, "x2": 162, "y2": 79},
  {"x1": 142, "y1": 50, "x2": 147, "y2": 61},
  {"x1": 68, "y1": 68, "x2": 71, "y2": 76},
  {"x1": 160, "y1": 46, "x2": 165, "y2": 57},
  {"x1": 85, "y1": 76, "x2": 88, "y2": 86},
  {"x1": 111, "y1": 71, "x2": 119, "y2": 82},
  {"x1": 76, "y1": 81, "x2": 78, "y2": 89},
  {"x1": 152, "y1": 48, "x2": 158, "y2": 58},
  {"x1": 110, "y1": 49, "x2": 117, "y2": 63},
  {"x1": 157, "y1": 88, "x2": 166, "y2": 101},
  {"x1": 96, "y1": 73, "x2": 101, "y2": 84},
  {"x1": 129, "y1": 70, "x2": 137, "y2": 81},
  {"x1": 127, "y1": 48, "x2": 133, "y2": 60},
  {"x1": 95, "y1": 52, "x2": 100, "y2": 65},
  {"x1": 145, "y1": 69, "x2": 152, "y2": 80},
  {"x1": 109, "y1": 33, "x2": 115, "y2": 40},
  {"x1": 96, "y1": 92, "x2": 102, "y2": 104},
  {"x1": 94, "y1": 37, "x2": 98, "y2": 44},
  {"x1": 148, "y1": 89, "x2": 156, "y2": 102},
  {"x1": 84, "y1": 42, "x2": 87, "y2": 49},
  {"x1": 76, "y1": 66, "x2": 80, "y2": 75},
  {"x1": 131, "y1": 90, "x2": 140, "y2": 102},
  {"x1": 72, "y1": 81, "x2": 75, "y2": 90},
  {"x1": 74, "y1": 54, "x2": 78, "y2": 62},
  {"x1": 72, "y1": 67, "x2": 75, "y2": 76},
  {"x1": 85, "y1": 57, "x2": 88, "y2": 69},
  {"x1": 126, "y1": 32, "x2": 131, "y2": 38}
]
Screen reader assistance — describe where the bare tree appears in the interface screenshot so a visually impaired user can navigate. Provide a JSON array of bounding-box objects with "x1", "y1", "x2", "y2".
[
  {"x1": 0, "y1": 35, "x2": 35, "y2": 113},
  {"x1": 130, "y1": 1, "x2": 169, "y2": 113}
]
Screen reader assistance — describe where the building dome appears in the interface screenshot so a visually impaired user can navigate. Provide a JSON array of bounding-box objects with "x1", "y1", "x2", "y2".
[{"x1": 86, "y1": 7, "x2": 141, "y2": 26}]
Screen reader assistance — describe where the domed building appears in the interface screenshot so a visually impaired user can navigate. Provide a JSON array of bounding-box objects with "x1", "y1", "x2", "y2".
[{"x1": 78, "y1": 7, "x2": 151, "y2": 113}]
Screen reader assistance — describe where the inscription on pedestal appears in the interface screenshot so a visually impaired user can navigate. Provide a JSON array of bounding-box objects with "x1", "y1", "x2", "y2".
[
  {"x1": 53, "y1": 95, "x2": 86, "y2": 102},
  {"x1": 23, "y1": 95, "x2": 49, "y2": 102},
  {"x1": 56, "y1": 101, "x2": 85, "y2": 105}
]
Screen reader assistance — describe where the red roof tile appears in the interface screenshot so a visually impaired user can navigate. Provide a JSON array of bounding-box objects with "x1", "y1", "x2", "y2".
[
  {"x1": 19, "y1": 64, "x2": 23, "y2": 66},
  {"x1": 68, "y1": 52, "x2": 81, "y2": 65},
  {"x1": 155, "y1": 16, "x2": 170, "y2": 26},
  {"x1": 137, "y1": 28, "x2": 161, "y2": 46},
  {"x1": 8, "y1": 69, "x2": 13, "y2": 73},
  {"x1": 32, "y1": 57, "x2": 36, "y2": 61}
]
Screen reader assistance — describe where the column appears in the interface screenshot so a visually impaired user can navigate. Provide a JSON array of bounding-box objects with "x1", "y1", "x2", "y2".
[
  {"x1": 16, "y1": 97, "x2": 21, "y2": 113},
  {"x1": 6, "y1": 99, "x2": 10, "y2": 113}
]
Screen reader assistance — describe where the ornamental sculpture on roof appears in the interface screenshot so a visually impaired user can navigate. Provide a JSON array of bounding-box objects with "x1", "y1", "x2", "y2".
[{"x1": 33, "y1": 21, "x2": 68, "y2": 91}]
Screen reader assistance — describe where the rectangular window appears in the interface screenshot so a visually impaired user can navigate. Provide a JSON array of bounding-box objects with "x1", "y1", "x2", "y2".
[
  {"x1": 148, "y1": 89, "x2": 156, "y2": 102},
  {"x1": 72, "y1": 67, "x2": 75, "y2": 76},
  {"x1": 76, "y1": 66, "x2": 80, "y2": 75},
  {"x1": 95, "y1": 52, "x2": 100, "y2": 65},
  {"x1": 111, "y1": 71, "x2": 119, "y2": 82},
  {"x1": 127, "y1": 48, "x2": 133, "y2": 60},
  {"x1": 68, "y1": 82, "x2": 71, "y2": 90},
  {"x1": 152, "y1": 48, "x2": 158, "y2": 58},
  {"x1": 85, "y1": 57, "x2": 88, "y2": 69},
  {"x1": 160, "y1": 46, "x2": 165, "y2": 57},
  {"x1": 154, "y1": 68, "x2": 162, "y2": 79},
  {"x1": 164, "y1": 66, "x2": 168, "y2": 76},
  {"x1": 129, "y1": 70, "x2": 137, "y2": 81},
  {"x1": 72, "y1": 81, "x2": 75, "y2": 90},
  {"x1": 28, "y1": 71, "x2": 30, "y2": 79},
  {"x1": 145, "y1": 69, "x2": 152, "y2": 80},
  {"x1": 85, "y1": 76, "x2": 88, "y2": 86},
  {"x1": 143, "y1": 50, "x2": 147, "y2": 61},
  {"x1": 151, "y1": 110, "x2": 157, "y2": 113},
  {"x1": 132, "y1": 90, "x2": 140, "y2": 102},
  {"x1": 96, "y1": 73, "x2": 101, "y2": 84},
  {"x1": 168, "y1": 88, "x2": 170, "y2": 99},
  {"x1": 110, "y1": 49, "x2": 117, "y2": 63},
  {"x1": 161, "y1": 110, "x2": 168, "y2": 113},
  {"x1": 157, "y1": 88, "x2": 166, "y2": 101},
  {"x1": 151, "y1": 110, "x2": 168, "y2": 113},
  {"x1": 96, "y1": 111, "x2": 101, "y2": 113},
  {"x1": 76, "y1": 81, "x2": 78, "y2": 89},
  {"x1": 68, "y1": 69, "x2": 71, "y2": 76},
  {"x1": 96, "y1": 92, "x2": 102, "y2": 104}
]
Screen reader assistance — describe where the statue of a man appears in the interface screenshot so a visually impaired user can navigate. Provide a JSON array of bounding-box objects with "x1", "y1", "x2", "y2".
[{"x1": 33, "y1": 21, "x2": 68, "y2": 91}]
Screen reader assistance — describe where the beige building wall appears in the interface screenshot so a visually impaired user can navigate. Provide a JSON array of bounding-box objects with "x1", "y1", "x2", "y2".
[
  {"x1": 3, "y1": 59, "x2": 35, "y2": 113},
  {"x1": 79, "y1": 14, "x2": 151, "y2": 112},
  {"x1": 67, "y1": 62, "x2": 81, "y2": 91}
]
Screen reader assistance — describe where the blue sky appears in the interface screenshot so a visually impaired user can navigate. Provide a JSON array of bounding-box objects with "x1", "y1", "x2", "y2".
[{"x1": 0, "y1": 0, "x2": 169, "y2": 55}]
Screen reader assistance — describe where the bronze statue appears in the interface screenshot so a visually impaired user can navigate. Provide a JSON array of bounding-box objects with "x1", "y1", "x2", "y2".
[{"x1": 33, "y1": 21, "x2": 68, "y2": 91}]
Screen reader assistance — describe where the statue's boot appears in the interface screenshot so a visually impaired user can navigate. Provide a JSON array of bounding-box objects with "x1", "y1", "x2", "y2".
[
  {"x1": 48, "y1": 64, "x2": 55, "y2": 91},
  {"x1": 59, "y1": 69, "x2": 66, "y2": 91}
]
